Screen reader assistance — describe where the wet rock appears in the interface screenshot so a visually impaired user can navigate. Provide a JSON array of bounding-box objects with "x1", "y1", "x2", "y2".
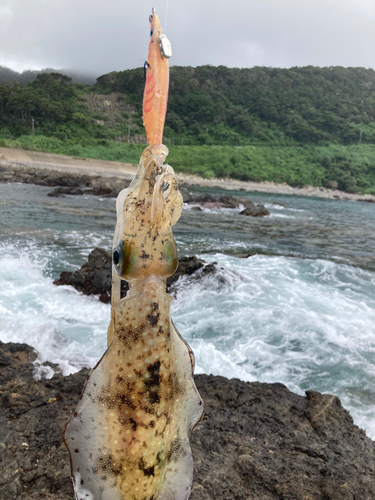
[
  {"x1": 239, "y1": 205, "x2": 270, "y2": 217},
  {"x1": 356, "y1": 197, "x2": 375, "y2": 203},
  {"x1": 1, "y1": 342, "x2": 374, "y2": 500},
  {"x1": 0, "y1": 163, "x2": 130, "y2": 197},
  {"x1": 188, "y1": 193, "x2": 257, "y2": 210},
  {"x1": 53, "y1": 247, "x2": 120, "y2": 303},
  {"x1": 192, "y1": 193, "x2": 218, "y2": 204},
  {"x1": 189, "y1": 193, "x2": 254, "y2": 208},
  {"x1": 86, "y1": 186, "x2": 114, "y2": 197},
  {"x1": 189, "y1": 193, "x2": 251, "y2": 209},
  {"x1": 219, "y1": 194, "x2": 253, "y2": 209},
  {"x1": 167, "y1": 256, "x2": 206, "y2": 288},
  {"x1": 190, "y1": 206, "x2": 203, "y2": 211},
  {"x1": 47, "y1": 191, "x2": 65, "y2": 198},
  {"x1": 180, "y1": 186, "x2": 191, "y2": 203},
  {"x1": 47, "y1": 186, "x2": 84, "y2": 196}
]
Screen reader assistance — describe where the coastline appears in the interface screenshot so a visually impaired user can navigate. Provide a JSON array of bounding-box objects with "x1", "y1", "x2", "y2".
[
  {"x1": 176, "y1": 172, "x2": 375, "y2": 202},
  {"x1": 2, "y1": 147, "x2": 375, "y2": 497},
  {"x1": 1, "y1": 339, "x2": 374, "y2": 499},
  {"x1": 1, "y1": 146, "x2": 375, "y2": 202}
]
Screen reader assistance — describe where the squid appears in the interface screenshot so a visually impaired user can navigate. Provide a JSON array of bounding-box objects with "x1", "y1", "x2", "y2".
[{"x1": 63, "y1": 9, "x2": 204, "y2": 500}]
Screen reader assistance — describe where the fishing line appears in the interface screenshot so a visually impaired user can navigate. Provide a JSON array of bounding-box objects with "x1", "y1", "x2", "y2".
[{"x1": 165, "y1": 0, "x2": 169, "y2": 34}]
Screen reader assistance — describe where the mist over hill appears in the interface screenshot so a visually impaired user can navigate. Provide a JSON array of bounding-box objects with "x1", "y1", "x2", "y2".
[{"x1": 0, "y1": 66, "x2": 96, "y2": 86}]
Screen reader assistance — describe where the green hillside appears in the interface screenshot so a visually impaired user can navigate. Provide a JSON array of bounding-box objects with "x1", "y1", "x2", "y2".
[
  {"x1": 96, "y1": 65, "x2": 375, "y2": 145},
  {"x1": 0, "y1": 66, "x2": 375, "y2": 193}
]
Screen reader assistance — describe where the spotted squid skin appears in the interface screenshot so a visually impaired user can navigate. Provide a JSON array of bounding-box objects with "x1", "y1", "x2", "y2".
[
  {"x1": 64, "y1": 281, "x2": 202, "y2": 500},
  {"x1": 63, "y1": 145, "x2": 204, "y2": 500}
]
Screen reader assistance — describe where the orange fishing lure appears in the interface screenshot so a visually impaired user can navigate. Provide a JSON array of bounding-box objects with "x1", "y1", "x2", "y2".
[{"x1": 143, "y1": 9, "x2": 171, "y2": 145}]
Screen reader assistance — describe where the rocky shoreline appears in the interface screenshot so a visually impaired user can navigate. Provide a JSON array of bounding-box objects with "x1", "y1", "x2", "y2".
[
  {"x1": 5, "y1": 249, "x2": 374, "y2": 498},
  {"x1": 0, "y1": 161, "x2": 270, "y2": 215},
  {"x1": 2, "y1": 149, "x2": 375, "y2": 499},
  {"x1": 0, "y1": 161, "x2": 132, "y2": 199},
  {"x1": 1, "y1": 152, "x2": 375, "y2": 203},
  {"x1": 1, "y1": 340, "x2": 375, "y2": 500}
]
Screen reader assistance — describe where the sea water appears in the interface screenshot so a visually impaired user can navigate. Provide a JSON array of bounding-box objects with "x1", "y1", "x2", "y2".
[{"x1": 0, "y1": 182, "x2": 375, "y2": 437}]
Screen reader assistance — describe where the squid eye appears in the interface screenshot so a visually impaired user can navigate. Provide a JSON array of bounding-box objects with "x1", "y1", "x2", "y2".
[
  {"x1": 112, "y1": 243, "x2": 123, "y2": 274},
  {"x1": 150, "y1": 29, "x2": 153, "y2": 37}
]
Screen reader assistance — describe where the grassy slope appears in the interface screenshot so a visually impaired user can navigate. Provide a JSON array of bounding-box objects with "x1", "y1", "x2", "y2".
[{"x1": 2, "y1": 135, "x2": 375, "y2": 194}]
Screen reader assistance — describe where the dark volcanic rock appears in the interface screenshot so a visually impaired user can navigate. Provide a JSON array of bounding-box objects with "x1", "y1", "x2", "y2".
[
  {"x1": 179, "y1": 186, "x2": 191, "y2": 202},
  {"x1": 192, "y1": 193, "x2": 218, "y2": 204},
  {"x1": 239, "y1": 204, "x2": 270, "y2": 217},
  {"x1": 188, "y1": 193, "x2": 269, "y2": 214},
  {"x1": 218, "y1": 194, "x2": 254, "y2": 209},
  {"x1": 189, "y1": 193, "x2": 254, "y2": 209},
  {"x1": 0, "y1": 164, "x2": 130, "y2": 197},
  {"x1": 1, "y1": 341, "x2": 374, "y2": 500},
  {"x1": 53, "y1": 247, "x2": 121, "y2": 303},
  {"x1": 47, "y1": 186, "x2": 84, "y2": 197},
  {"x1": 191, "y1": 377, "x2": 375, "y2": 500},
  {"x1": 53, "y1": 249, "x2": 214, "y2": 303},
  {"x1": 356, "y1": 197, "x2": 375, "y2": 203},
  {"x1": 47, "y1": 190, "x2": 66, "y2": 198},
  {"x1": 0, "y1": 341, "x2": 87, "y2": 500},
  {"x1": 167, "y1": 255, "x2": 206, "y2": 288}
]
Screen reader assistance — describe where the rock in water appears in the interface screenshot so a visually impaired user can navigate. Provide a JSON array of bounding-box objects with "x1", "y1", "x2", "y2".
[
  {"x1": 239, "y1": 205, "x2": 270, "y2": 217},
  {"x1": 188, "y1": 193, "x2": 255, "y2": 209},
  {"x1": 179, "y1": 186, "x2": 191, "y2": 203},
  {"x1": 53, "y1": 247, "x2": 117, "y2": 303}
]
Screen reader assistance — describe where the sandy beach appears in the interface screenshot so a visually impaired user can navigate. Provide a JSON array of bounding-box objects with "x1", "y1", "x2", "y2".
[
  {"x1": 1, "y1": 146, "x2": 375, "y2": 202},
  {"x1": 0, "y1": 146, "x2": 137, "y2": 180}
]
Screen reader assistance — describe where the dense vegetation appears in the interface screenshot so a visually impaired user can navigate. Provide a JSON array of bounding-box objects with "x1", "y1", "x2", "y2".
[
  {"x1": 0, "y1": 73, "x2": 115, "y2": 141},
  {"x1": 97, "y1": 65, "x2": 375, "y2": 146},
  {"x1": 0, "y1": 66, "x2": 375, "y2": 193}
]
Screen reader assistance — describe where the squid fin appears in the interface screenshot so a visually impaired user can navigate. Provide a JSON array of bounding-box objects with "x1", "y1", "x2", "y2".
[{"x1": 156, "y1": 320, "x2": 204, "y2": 500}]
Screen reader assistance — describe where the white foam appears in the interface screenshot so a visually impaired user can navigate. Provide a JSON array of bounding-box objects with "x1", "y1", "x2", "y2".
[
  {"x1": 269, "y1": 213, "x2": 296, "y2": 219},
  {"x1": 171, "y1": 253, "x2": 375, "y2": 438},
  {"x1": 1, "y1": 237, "x2": 375, "y2": 439},
  {"x1": 265, "y1": 203, "x2": 306, "y2": 213},
  {"x1": 0, "y1": 249, "x2": 109, "y2": 375}
]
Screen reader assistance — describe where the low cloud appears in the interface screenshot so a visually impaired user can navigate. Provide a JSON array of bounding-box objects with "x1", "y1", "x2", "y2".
[{"x1": 0, "y1": 0, "x2": 374, "y2": 77}]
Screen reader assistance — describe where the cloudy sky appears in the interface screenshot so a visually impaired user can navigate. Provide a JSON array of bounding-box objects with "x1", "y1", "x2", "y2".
[{"x1": 0, "y1": 0, "x2": 374, "y2": 76}]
